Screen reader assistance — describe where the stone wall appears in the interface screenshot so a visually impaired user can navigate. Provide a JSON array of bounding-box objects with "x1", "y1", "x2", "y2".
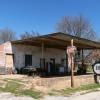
[
  {"x1": 32, "y1": 75, "x2": 95, "y2": 91},
  {"x1": 0, "y1": 44, "x2": 5, "y2": 67},
  {"x1": 0, "y1": 74, "x2": 95, "y2": 92}
]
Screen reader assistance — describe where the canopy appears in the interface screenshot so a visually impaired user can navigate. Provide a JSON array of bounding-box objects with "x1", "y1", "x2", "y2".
[{"x1": 12, "y1": 32, "x2": 100, "y2": 50}]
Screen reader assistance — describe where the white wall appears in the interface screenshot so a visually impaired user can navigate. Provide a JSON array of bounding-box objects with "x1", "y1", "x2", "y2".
[
  {"x1": 12, "y1": 44, "x2": 66, "y2": 69},
  {"x1": 0, "y1": 42, "x2": 67, "y2": 70}
]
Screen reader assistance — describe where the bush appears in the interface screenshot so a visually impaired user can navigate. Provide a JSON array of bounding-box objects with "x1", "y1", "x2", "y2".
[{"x1": 77, "y1": 65, "x2": 86, "y2": 75}]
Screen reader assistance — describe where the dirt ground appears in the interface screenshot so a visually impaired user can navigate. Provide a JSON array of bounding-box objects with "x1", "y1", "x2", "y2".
[
  {"x1": 0, "y1": 92, "x2": 34, "y2": 100},
  {"x1": 0, "y1": 91, "x2": 100, "y2": 100},
  {"x1": 0, "y1": 75, "x2": 52, "y2": 93},
  {"x1": 0, "y1": 75, "x2": 100, "y2": 100},
  {"x1": 0, "y1": 74, "x2": 95, "y2": 93},
  {"x1": 42, "y1": 91, "x2": 100, "y2": 100},
  {"x1": 0, "y1": 75, "x2": 68, "y2": 93}
]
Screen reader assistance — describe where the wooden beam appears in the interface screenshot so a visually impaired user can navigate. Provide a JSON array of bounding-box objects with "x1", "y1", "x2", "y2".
[
  {"x1": 41, "y1": 41, "x2": 44, "y2": 58},
  {"x1": 82, "y1": 49, "x2": 84, "y2": 68}
]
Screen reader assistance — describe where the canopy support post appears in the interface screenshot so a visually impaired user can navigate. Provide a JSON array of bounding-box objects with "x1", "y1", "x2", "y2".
[
  {"x1": 82, "y1": 49, "x2": 84, "y2": 68},
  {"x1": 40, "y1": 41, "x2": 45, "y2": 69},
  {"x1": 42, "y1": 41, "x2": 44, "y2": 59}
]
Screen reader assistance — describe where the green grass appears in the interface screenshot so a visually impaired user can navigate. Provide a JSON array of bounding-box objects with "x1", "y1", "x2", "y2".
[
  {"x1": 0, "y1": 81, "x2": 21, "y2": 93},
  {"x1": 86, "y1": 65, "x2": 93, "y2": 73},
  {"x1": 0, "y1": 79, "x2": 42, "y2": 99},
  {"x1": 3, "y1": 78, "x2": 24, "y2": 83},
  {"x1": 48, "y1": 83, "x2": 100, "y2": 96},
  {"x1": 48, "y1": 92, "x2": 56, "y2": 96},
  {"x1": 19, "y1": 89, "x2": 42, "y2": 99},
  {"x1": 1, "y1": 78, "x2": 100, "y2": 98},
  {"x1": 61, "y1": 83, "x2": 100, "y2": 95}
]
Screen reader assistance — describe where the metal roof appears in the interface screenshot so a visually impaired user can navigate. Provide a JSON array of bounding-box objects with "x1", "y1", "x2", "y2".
[{"x1": 11, "y1": 32, "x2": 100, "y2": 50}]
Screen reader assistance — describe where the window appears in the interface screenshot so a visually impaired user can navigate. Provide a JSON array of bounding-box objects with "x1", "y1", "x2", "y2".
[{"x1": 25, "y1": 55, "x2": 32, "y2": 66}]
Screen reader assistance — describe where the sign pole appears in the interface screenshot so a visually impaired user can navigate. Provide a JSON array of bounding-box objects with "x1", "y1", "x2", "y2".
[
  {"x1": 67, "y1": 39, "x2": 76, "y2": 88},
  {"x1": 93, "y1": 62, "x2": 100, "y2": 83},
  {"x1": 71, "y1": 39, "x2": 74, "y2": 87},
  {"x1": 71, "y1": 55, "x2": 74, "y2": 87}
]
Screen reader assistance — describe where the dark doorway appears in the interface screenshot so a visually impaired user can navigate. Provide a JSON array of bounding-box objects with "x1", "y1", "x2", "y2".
[
  {"x1": 40, "y1": 58, "x2": 45, "y2": 69},
  {"x1": 50, "y1": 58, "x2": 55, "y2": 75},
  {"x1": 25, "y1": 55, "x2": 32, "y2": 66}
]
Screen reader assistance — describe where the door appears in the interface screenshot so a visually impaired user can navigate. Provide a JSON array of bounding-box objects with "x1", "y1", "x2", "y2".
[
  {"x1": 6, "y1": 54, "x2": 14, "y2": 68},
  {"x1": 50, "y1": 58, "x2": 55, "y2": 75},
  {"x1": 40, "y1": 58, "x2": 45, "y2": 69},
  {"x1": 25, "y1": 55, "x2": 32, "y2": 66}
]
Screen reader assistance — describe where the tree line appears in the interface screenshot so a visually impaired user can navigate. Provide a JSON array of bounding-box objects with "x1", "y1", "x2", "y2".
[
  {"x1": 0, "y1": 28, "x2": 39, "y2": 44},
  {"x1": 0, "y1": 15, "x2": 98, "y2": 44}
]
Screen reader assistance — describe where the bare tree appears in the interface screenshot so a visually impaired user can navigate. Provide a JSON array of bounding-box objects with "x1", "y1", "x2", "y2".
[
  {"x1": 56, "y1": 15, "x2": 96, "y2": 40},
  {"x1": 56, "y1": 15, "x2": 97, "y2": 67},
  {"x1": 0, "y1": 28, "x2": 16, "y2": 43},
  {"x1": 20, "y1": 31, "x2": 40, "y2": 39}
]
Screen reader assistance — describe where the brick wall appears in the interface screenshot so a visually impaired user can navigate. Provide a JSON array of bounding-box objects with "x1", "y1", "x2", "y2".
[{"x1": 0, "y1": 44, "x2": 5, "y2": 67}]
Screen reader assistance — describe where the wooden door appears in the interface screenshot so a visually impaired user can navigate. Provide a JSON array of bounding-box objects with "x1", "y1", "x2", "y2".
[
  {"x1": 6, "y1": 54, "x2": 14, "y2": 68},
  {"x1": 50, "y1": 58, "x2": 55, "y2": 75}
]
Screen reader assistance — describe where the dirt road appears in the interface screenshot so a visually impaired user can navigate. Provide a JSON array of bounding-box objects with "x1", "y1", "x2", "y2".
[
  {"x1": 42, "y1": 91, "x2": 100, "y2": 100},
  {"x1": 0, "y1": 93, "x2": 35, "y2": 100},
  {"x1": 0, "y1": 91, "x2": 100, "y2": 100}
]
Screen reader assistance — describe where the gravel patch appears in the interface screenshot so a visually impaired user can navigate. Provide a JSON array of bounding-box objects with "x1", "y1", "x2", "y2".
[
  {"x1": 42, "y1": 91, "x2": 100, "y2": 100},
  {"x1": 0, "y1": 92, "x2": 35, "y2": 100}
]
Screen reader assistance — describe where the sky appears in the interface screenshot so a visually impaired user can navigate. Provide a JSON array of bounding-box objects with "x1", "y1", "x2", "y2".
[{"x1": 0, "y1": 0, "x2": 100, "y2": 38}]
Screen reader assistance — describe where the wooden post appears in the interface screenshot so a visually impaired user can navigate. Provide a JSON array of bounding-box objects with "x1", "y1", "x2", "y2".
[
  {"x1": 42, "y1": 41, "x2": 44, "y2": 59},
  {"x1": 71, "y1": 54, "x2": 74, "y2": 87},
  {"x1": 67, "y1": 39, "x2": 76, "y2": 87},
  {"x1": 41, "y1": 41, "x2": 44, "y2": 69},
  {"x1": 71, "y1": 39, "x2": 74, "y2": 87},
  {"x1": 82, "y1": 49, "x2": 84, "y2": 67},
  {"x1": 71, "y1": 39, "x2": 73, "y2": 46}
]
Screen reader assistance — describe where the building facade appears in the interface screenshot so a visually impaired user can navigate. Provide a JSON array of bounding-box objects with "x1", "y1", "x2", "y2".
[
  {"x1": 0, "y1": 41, "x2": 68, "y2": 75},
  {"x1": 0, "y1": 33, "x2": 100, "y2": 75}
]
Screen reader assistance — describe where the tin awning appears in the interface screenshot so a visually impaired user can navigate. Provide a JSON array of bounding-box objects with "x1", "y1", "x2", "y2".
[{"x1": 11, "y1": 32, "x2": 100, "y2": 50}]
